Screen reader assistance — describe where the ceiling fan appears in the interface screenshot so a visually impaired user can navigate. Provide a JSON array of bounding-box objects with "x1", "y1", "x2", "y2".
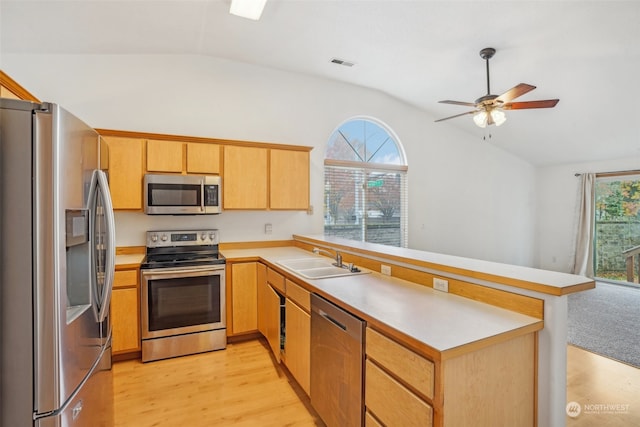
[{"x1": 435, "y1": 47, "x2": 559, "y2": 128}]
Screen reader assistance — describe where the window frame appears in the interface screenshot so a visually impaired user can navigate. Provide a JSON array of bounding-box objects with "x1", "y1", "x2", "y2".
[{"x1": 323, "y1": 117, "x2": 408, "y2": 248}]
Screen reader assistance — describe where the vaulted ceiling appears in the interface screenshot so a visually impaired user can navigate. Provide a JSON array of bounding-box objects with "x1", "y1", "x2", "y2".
[{"x1": 2, "y1": 0, "x2": 639, "y2": 166}]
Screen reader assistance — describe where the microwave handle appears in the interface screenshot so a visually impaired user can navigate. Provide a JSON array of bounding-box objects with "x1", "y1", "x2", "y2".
[{"x1": 200, "y1": 178, "x2": 205, "y2": 212}]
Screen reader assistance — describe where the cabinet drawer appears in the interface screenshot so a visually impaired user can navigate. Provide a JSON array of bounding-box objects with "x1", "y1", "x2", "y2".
[
  {"x1": 365, "y1": 411, "x2": 384, "y2": 427},
  {"x1": 285, "y1": 279, "x2": 310, "y2": 312},
  {"x1": 113, "y1": 269, "x2": 138, "y2": 289},
  {"x1": 267, "y1": 268, "x2": 285, "y2": 293},
  {"x1": 365, "y1": 360, "x2": 433, "y2": 427},
  {"x1": 366, "y1": 327, "x2": 434, "y2": 400}
]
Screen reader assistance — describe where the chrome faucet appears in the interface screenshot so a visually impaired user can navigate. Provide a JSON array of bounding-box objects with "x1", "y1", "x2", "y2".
[{"x1": 313, "y1": 247, "x2": 343, "y2": 268}]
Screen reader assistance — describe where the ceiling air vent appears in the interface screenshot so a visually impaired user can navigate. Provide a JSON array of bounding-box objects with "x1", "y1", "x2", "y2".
[{"x1": 330, "y1": 58, "x2": 355, "y2": 67}]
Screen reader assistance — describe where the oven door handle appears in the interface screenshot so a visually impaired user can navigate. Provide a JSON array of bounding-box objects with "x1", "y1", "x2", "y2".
[{"x1": 142, "y1": 265, "x2": 225, "y2": 279}]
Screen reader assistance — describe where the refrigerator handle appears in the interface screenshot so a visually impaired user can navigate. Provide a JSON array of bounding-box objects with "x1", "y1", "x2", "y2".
[{"x1": 96, "y1": 169, "x2": 116, "y2": 323}]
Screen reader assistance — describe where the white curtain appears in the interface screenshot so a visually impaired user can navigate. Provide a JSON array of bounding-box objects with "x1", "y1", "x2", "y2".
[{"x1": 571, "y1": 173, "x2": 595, "y2": 277}]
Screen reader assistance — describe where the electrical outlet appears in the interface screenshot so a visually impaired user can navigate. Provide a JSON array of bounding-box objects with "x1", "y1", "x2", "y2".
[
  {"x1": 381, "y1": 265, "x2": 391, "y2": 276},
  {"x1": 264, "y1": 223, "x2": 272, "y2": 234},
  {"x1": 433, "y1": 277, "x2": 449, "y2": 292}
]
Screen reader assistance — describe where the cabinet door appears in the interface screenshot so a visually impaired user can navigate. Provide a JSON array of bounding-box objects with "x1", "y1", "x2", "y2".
[
  {"x1": 146, "y1": 139, "x2": 183, "y2": 172},
  {"x1": 257, "y1": 263, "x2": 268, "y2": 337},
  {"x1": 111, "y1": 269, "x2": 140, "y2": 354},
  {"x1": 0, "y1": 85, "x2": 20, "y2": 99},
  {"x1": 265, "y1": 284, "x2": 282, "y2": 362},
  {"x1": 270, "y1": 149, "x2": 310, "y2": 210},
  {"x1": 285, "y1": 299, "x2": 310, "y2": 395},
  {"x1": 111, "y1": 287, "x2": 140, "y2": 354},
  {"x1": 231, "y1": 262, "x2": 258, "y2": 334},
  {"x1": 103, "y1": 136, "x2": 144, "y2": 210},
  {"x1": 187, "y1": 143, "x2": 221, "y2": 174},
  {"x1": 223, "y1": 145, "x2": 268, "y2": 209}
]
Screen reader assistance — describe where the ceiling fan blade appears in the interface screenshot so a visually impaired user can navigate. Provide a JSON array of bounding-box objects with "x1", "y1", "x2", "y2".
[
  {"x1": 434, "y1": 110, "x2": 476, "y2": 122},
  {"x1": 438, "y1": 100, "x2": 477, "y2": 107},
  {"x1": 495, "y1": 83, "x2": 536, "y2": 104},
  {"x1": 503, "y1": 99, "x2": 560, "y2": 110}
]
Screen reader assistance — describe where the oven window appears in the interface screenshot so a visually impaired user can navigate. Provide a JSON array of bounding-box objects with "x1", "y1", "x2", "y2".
[
  {"x1": 148, "y1": 275, "x2": 221, "y2": 331},
  {"x1": 149, "y1": 183, "x2": 200, "y2": 207}
]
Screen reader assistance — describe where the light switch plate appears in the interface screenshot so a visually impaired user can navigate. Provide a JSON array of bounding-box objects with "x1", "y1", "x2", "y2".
[{"x1": 433, "y1": 277, "x2": 449, "y2": 292}]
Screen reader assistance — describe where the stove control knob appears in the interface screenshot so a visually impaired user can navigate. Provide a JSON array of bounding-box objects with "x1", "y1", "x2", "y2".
[
  {"x1": 150, "y1": 234, "x2": 158, "y2": 242},
  {"x1": 209, "y1": 232, "x2": 216, "y2": 241},
  {"x1": 201, "y1": 233, "x2": 207, "y2": 241},
  {"x1": 161, "y1": 234, "x2": 168, "y2": 242}
]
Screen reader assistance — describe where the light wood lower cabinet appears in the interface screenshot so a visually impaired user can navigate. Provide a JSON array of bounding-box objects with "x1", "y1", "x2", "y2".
[
  {"x1": 256, "y1": 263, "x2": 268, "y2": 337},
  {"x1": 366, "y1": 360, "x2": 433, "y2": 427},
  {"x1": 258, "y1": 266, "x2": 284, "y2": 361},
  {"x1": 284, "y1": 280, "x2": 311, "y2": 395},
  {"x1": 257, "y1": 266, "x2": 310, "y2": 395},
  {"x1": 229, "y1": 262, "x2": 258, "y2": 335},
  {"x1": 365, "y1": 326, "x2": 536, "y2": 427},
  {"x1": 111, "y1": 268, "x2": 140, "y2": 355},
  {"x1": 264, "y1": 284, "x2": 282, "y2": 361}
]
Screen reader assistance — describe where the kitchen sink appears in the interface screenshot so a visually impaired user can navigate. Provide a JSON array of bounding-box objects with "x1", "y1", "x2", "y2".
[{"x1": 277, "y1": 258, "x2": 370, "y2": 279}]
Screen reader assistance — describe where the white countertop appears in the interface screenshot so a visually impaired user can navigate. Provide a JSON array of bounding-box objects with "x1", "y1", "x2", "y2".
[
  {"x1": 222, "y1": 246, "x2": 543, "y2": 359},
  {"x1": 115, "y1": 253, "x2": 145, "y2": 267},
  {"x1": 294, "y1": 234, "x2": 594, "y2": 295}
]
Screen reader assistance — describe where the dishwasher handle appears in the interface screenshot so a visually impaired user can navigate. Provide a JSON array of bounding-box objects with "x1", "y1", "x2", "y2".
[
  {"x1": 318, "y1": 309, "x2": 347, "y2": 331},
  {"x1": 311, "y1": 294, "x2": 364, "y2": 341}
]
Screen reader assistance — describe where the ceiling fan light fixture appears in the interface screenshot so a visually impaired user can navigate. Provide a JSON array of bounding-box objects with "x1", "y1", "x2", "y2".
[
  {"x1": 490, "y1": 108, "x2": 506, "y2": 126},
  {"x1": 473, "y1": 110, "x2": 488, "y2": 128},
  {"x1": 230, "y1": 0, "x2": 267, "y2": 20}
]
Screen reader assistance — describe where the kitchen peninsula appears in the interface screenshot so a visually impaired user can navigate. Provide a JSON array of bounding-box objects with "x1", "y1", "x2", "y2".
[{"x1": 220, "y1": 234, "x2": 594, "y2": 427}]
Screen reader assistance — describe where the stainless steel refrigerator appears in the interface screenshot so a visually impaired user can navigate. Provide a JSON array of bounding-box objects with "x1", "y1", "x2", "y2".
[{"x1": 0, "y1": 98, "x2": 116, "y2": 426}]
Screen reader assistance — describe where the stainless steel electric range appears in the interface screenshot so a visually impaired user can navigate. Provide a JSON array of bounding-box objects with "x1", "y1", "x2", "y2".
[{"x1": 140, "y1": 229, "x2": 226, "y2": 362}]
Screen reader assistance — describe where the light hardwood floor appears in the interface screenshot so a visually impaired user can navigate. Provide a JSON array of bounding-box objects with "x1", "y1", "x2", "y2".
[
  {"x1": 113, "y1": 340, "x2": 638, "y2": 426},
  {"x1": 113, "y1": 339, "x2": 324, "y2": 427},
  {"x1": 566, "y1": 345, "x2": 640, "y2": 426}
]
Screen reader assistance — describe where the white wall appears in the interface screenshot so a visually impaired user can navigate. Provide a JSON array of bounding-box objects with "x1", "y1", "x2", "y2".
[
  {"x1": 536, "y1": 156, "x2": 640, "y2": 273},
  {"x1": 4, "y1": 54, "x2": 536, "y2": 265}
]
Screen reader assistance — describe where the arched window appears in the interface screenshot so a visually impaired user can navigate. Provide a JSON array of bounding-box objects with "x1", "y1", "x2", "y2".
[{"x1": 324, "y1": 117, "x2": 408, "y2": 247}]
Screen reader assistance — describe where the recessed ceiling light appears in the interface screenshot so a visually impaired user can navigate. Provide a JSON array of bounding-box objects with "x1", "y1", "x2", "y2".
[
  {"x1": 330, "y1": 58, "x2": 355, "y2": 67},
  {"x1": 230, "y1": 0, "x2": 267, "y2": 21}
]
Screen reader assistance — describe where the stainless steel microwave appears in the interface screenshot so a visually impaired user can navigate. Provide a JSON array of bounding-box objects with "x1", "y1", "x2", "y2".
[{"x1": 144, "y1": 174, "x2": 221, "y2": 215}]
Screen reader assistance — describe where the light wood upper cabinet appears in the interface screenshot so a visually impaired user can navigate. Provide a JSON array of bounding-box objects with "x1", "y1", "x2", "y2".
[
  {"x1": 98, "y1": 128, "x2": 310, "y2": 211},
  {"x1": 0, "y1": 71, "x2": 40, "y2": 101},
  {"x1": 223, "y1": 145, "x2": 310, "y2": 210},
  {"x1": 146, "y1": 139, "x2": 183, "y2": 172},
  {"x1": 270, "y1": 149, "x2": 310, "y2": 210},
  {"x1": 0, "y1": 85, "x2": 20, "y2": 100},
  {"x1": 102, "y1": 136, "x2": 144, "y2": 210},
  {"x1": 187, "y1": 143, "x2": 221, "y2": 174},
  {"x1": 223, "y1": 145, "x2": 268, "y2": 209},
  {"x1": 146, "y1": 140, "x2": 221, "y2": 174}
]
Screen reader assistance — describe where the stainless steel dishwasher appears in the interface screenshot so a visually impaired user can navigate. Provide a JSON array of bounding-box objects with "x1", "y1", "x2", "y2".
[{"x1": 310, "y1": 294, "x2": 365, "y2": 427}]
